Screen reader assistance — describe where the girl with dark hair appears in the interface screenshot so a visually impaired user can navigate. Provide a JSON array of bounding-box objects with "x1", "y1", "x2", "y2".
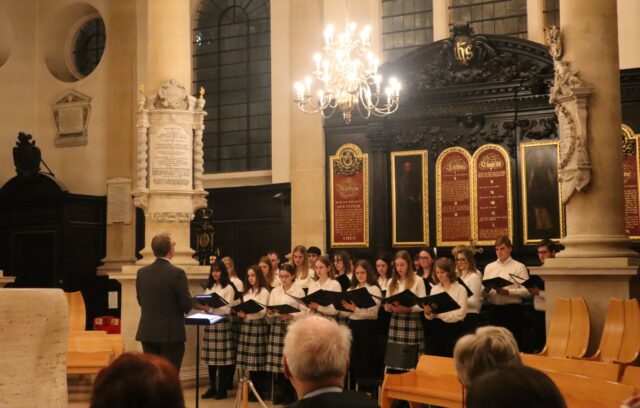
[
  {"x1": 385, "y1": 250, "x2": 428, "y2": 371},
  {"x1": 292, "y1": 245, "x2": 316, "y2": 291},
  {"x1": 200, "y1": 259, "x2": 236, "y2": 400},
  {"x1": 236, "y1": 265, "x2": 270, "y2": 401},
  {"x1": 266, "y1": 263, "x2": 304, "y2": 405},
  {"x1": 341, "y1": 260, "x2": 382, "y2": 388},
  {"x1": 307, "y1": 255, "x2": 341, "y2": 320},
  {"x1": 416, "y1": 247, "x2": 437, "y2": 285},
  {"x1": 258, "y1": 256, "x2": 277, "y2": 289},
  {"x1": 423, "y1": 258, "x2": 468, "y2": 357},
  {"x1": 456, "y1": 247, "x2": 483, "y2": 334},
  {"x1": 333, "y1": 250, "x2": 353, "y2": 291},
  {"x1": 375, "y1": 252, "x2": 393, "y2": 292}
]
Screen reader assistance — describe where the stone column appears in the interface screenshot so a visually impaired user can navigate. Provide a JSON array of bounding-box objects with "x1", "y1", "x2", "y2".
[
  {"x1": 98, "y1": 0, "x2": 138, "y2": 275},
  {"x1": 526, "y1": 0, "x2": 545, "y2": 44},
  {"x1": 109, "y1": 0, "x2": 210, "y2": 384},
  {"x1": 534, "y1": 0, "x2": 639, "y2": 354},
  {"x1": 433, "y1": 0, "x2": 450, "y2": 41},
  {"x1": 290, "y1": 0, "x2": 326, "y2": 250}
]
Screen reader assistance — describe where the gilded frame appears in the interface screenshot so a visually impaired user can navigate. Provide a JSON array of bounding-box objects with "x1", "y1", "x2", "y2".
[
  {"x1": 520, "y1": 140, "x2": 565, "y2": 244},
  {"x1": 622, "y1": 124, "x2": 640, "y2": 240},
  {"x1": 329, "y1": 143, "x2": 369, "y2": 248},
  {"x1": 436, "y1": 147, "x2": 473, "y2": 247},
  {"x1": 471, "y1": 144, "x2": 513, "y2": 246},
  {"x1": 391, "y1": 150, "x2": 429, "y2": 247}
]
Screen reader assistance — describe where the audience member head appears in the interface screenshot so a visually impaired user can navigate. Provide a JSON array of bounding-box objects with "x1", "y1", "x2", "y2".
[
  {"x1": 537, "y1": 238, "x2": 557, "y2": 264},
  {"x1": 90, "y1": 352, "x2": 185, "y2": 408},
  {"x1": 151, "y1": 233, "x2": 175, "y2": 258},
  {"x1": 206, "y1": 258, "x2": 230, "y2": 289},
  {"x1": 434, "y1": 257, "x2": 456, "y2": 284},
  {"x1": 453, "y1": 326, "x2": 522, "y2": 388},
  {"x1": 333, "y1": 250, "x2": 352, "y2": 275},
  {"x1": 494, "y1": 235, "x2": 513, "y2": 262},
  {"x1": 350, "y1": 259, "x2": 380, "y2": 289},
  {"x1": 307, "y1": 246, "x2": 321, "y2": 267},
  {"x1": 283, "y1": 315, "x2": 352, "y2": 396},
  {"x1": 315, "y1": 254, "x2": 336, "y2": 280},
  {"x1": 455, "y1": 247, "x2": 478, "y2": 275},
  {"x1": 466, "y1": 366, "x2": 566, "y2": 408}
]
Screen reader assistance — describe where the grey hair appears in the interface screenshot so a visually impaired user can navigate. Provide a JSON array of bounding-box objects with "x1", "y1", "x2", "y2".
[
  {"x1": 283, "y1": 315, "x2": 352, "y2": 382},
  {"x1": 453, "y1": 326, "x2": 522, "y2": 388}
]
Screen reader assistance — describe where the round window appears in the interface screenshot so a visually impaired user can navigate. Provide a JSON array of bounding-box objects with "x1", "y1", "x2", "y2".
[{"x1": 72, "y1": 17, "x2": 106, "y2": 78}]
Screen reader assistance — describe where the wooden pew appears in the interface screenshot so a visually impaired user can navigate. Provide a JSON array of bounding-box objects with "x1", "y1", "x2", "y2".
[
  {"x1": 589, "y1": 298, "x2": 625, "y2": 363},
  {"x1": 380, "y1": 355, "x2": 463, "y2": 408},
  {"x1": 539, "y1": 297, "x2": 590, "y2": 358},
  {"x1": 543, "y1": 369, "x2": 636, "y2": 408},
  {"x1": 521, "y1": 353, "x2": 620, "y2": 381},
  {"x1": 620, "y1": 365, "x2": 640, "y2": 391},
  {"x1": 67, "y1": 333, "x2": 115, "y2": 375}
]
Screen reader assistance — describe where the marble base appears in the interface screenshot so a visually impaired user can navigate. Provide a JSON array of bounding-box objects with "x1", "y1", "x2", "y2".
[
  {"x1": 533, "y1": 257, "x2": 640, "y2": 355},
  {"x1": 0, "y1": 288, "x2": 68, "y2": 408},
  {"x1": 110, "y1": 264, "x2": 210, "y2": 383}
]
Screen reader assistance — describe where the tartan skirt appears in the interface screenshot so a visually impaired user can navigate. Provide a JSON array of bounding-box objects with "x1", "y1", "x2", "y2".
[
  {"x1": 237, "y1": 319, "x2": 269, "y2": 371},
  {"x1": 202, "y1": 319, "x2": 235, "y2": 366},
  {"x1": 387, "y1": 311, "x2": 424, "y2": 369},
  {"x1": 266, "y1": 319, "x2": 291, "y2": 373}
]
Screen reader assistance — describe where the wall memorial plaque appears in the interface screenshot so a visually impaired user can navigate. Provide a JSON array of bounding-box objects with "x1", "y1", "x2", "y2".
[
  {"x1": 472, "y1": 144, "x2": 512, "y2": 245},
  {"x1": 520, "y1": 141, "x2": 563, "y2": 244},
  {"x1": 106, "y1": 178, "x2": 132, "y2": 225},
  {"x1": 330, "y1": 143, "x2": 369, "y2": 248},
  {"x1": 622, "y1": 125, "x2": 640, "y2": 239},
  {"x1": 149, "y1": 123, "x2": 193, "y2": 190},
  {"x1": 436, "y1": 147, "x2": 472, "y2": 246},
  {"x1": 391, "y1": 150, "x2": 429, "y2": 247}
]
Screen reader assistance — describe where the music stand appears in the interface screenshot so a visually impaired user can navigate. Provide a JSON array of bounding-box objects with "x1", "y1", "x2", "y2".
[{"x1": 185, "y1": 312, "x2": 226, "y2": 408}]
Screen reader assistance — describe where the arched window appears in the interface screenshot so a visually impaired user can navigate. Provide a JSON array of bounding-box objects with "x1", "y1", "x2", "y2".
[{"x1": 193, "y1": 0, "x2": 271, "y2": 173}]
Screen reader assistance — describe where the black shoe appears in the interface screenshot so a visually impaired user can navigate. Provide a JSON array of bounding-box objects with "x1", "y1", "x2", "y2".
[
  {"x1": 201, "y1": 387, "x2": 216, "y2": 399},
  {"x1": 214, "y1": 390, "x2": 227, "y2": 400}
]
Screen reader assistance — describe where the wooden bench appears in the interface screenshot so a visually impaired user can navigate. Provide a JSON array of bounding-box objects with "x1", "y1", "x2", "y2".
[
  {"x1": 521, "y1": 353, "x2": 620, "y2": 381},
  {"x1": 539, "y1": 297, "x2": 590, "y2": 358},
  {"x1": 620, "y1": 365, "x2": 640, "y2": 391},
  {"x1": 380, "y1": 355, "x2": 463, "y2": 408},
  {"x1": 543, "y1": 369, "x2": 636, "y2": 408},
  {"x1": 67, "y1": 333, "x2": 115, "y2": 375}
]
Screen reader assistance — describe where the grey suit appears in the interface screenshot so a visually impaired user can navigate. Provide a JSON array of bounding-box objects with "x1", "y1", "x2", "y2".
[{"x1": 136, "y1": 258, "x2": 193, "y2": 370}]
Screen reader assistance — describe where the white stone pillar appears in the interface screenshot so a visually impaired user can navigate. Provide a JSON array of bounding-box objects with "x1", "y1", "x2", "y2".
[
  {"x1": 433, "y1": 0, "x2": 450, "y2": 41},
  {"x1": 535, "y1": 0, "x2": 639, "y2": 354},
  {"x1": 526, "y1": 0, "x2": 545, "y2": 44}
]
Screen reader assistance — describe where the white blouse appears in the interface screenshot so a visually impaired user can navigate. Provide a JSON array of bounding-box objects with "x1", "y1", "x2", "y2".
[
  {"x1": 271, "y1": 274, "x2": 282, "y2": 288},
  {"x1": 378, "y1": 276, "x2": 389, "y2": 292},
  {"x1": 268, "y1": 284, "x2": 306, "y2": 318},
  {"x1": 425, "y1": 281, "x2": 468, "y2": 323},
  {"x1": 241, "y1": 287, "x2": 270, "y2": 320},
  {"x1": 344, "y1": 283, "x2": 382, "y2": 321},
  {"x1": 308, "y1": 278, "x2": 342, "y2": 316},
  {"x1": 204, "y1": 283, "x2": 235, "y2": 315},
  {"x1": 387, "y1": 276, "x2": 427, "y2": 313},
  {"x1": 295, "y1": 268, "x2": 316, "y2": 289},
  {"x1": 460, "y1": 270, "x2": 483, "y2": 314}
]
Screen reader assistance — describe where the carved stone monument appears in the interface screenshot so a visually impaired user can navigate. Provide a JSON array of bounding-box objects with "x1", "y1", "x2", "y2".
[
  {"x1": 132, "y1": 79, "x2": 208, "y2": 265},
  {"x1": 111, "y1": 80, "x2": 211, "y2": 382}
]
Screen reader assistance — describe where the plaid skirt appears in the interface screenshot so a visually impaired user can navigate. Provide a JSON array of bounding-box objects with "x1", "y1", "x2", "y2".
[
  {"x1": 202, "y1": 319, "x2": 235, "y2": 366},
  {"x1": 387, "y1": 312, "x2": 424, "y2": 370},
  {"x1": 237, "y1": 319, "x2": 269, "y2": 371},
  {"x1": 266, "y1": 319, "x2": 291, "y2": 373}
]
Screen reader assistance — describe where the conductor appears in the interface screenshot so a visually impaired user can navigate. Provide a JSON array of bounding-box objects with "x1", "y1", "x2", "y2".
[{"x1": 135, "y1": 232, "x2": 193, "y2": 371}]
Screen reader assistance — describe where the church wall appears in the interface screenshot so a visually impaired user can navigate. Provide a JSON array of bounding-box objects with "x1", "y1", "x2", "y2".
[
  {"x1": 0, "y1": 0, "x2": 111, "y2": 196},
  {"x1": 618, "y1": 0, "x2": 640, "y2": 70}
]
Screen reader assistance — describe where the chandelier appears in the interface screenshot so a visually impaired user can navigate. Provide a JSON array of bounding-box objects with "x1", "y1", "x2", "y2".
[{"x1": 293, "y1": 22, "x2": 401, "y2": 125}]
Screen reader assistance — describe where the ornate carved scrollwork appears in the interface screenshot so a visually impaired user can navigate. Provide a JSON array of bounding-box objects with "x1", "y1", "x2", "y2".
[
  {"x1": 546, "y1": 26, "x2": 593, "y2": 204},
  {"x1": 147, "y1": 212, "x2": 195, "y2": 222}
]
